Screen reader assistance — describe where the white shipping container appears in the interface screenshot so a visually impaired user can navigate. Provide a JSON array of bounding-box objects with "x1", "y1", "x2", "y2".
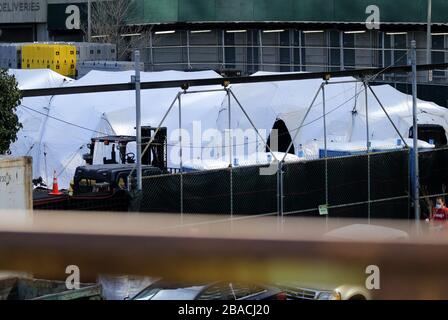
[{"x1": 0, "y1": 156, "x2": 33, "y2": 211}]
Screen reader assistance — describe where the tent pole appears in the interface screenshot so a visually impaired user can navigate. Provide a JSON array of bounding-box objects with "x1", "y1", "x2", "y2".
[
  {"x1": 411, "y1": 40, "x2": 421, "y2": 228},
  {"x1": 228, "y1": 89, "x2": 278, "y2": 162},
  {"x1": 322, "y1": 83, "x2": 329, "y2": 227},
  {"x1": 281, "y1": 83, "x2": 323, "y2": 163},
  {"x1": 128, "y1": 92, "x2": 181, "y2": 185},
  {"x1": 367, "y1": 85, "x2": 409, "y2": 148}
]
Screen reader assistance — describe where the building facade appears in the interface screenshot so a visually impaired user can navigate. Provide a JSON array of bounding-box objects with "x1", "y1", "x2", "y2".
[{"x1": 1, "y1": 1, "x2": 448, "y2": 90}]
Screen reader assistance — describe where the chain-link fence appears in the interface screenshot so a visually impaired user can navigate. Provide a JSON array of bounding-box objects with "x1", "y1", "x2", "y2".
[
  {"x1": 419, "y1": 147, "x2": 448, "y2": 220},
  {"x1": 137, "y1": 148, "x2": 412, "y2": 222},
  {"x1": 32, "y1": 81, "x2": 446, "y2": 224}
]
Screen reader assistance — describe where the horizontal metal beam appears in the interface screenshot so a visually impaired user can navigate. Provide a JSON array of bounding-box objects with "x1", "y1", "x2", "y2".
[
  {"x1": 2, "y1": 212, "x2": 448, "y2": 299},
  {"x1": 20, "y1": 63, "x2": 448, "y2": 98}
]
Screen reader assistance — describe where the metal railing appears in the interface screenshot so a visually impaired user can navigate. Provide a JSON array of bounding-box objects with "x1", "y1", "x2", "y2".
[{"x1": 142, "y1": 43, "x2": 448, "y2": 82}]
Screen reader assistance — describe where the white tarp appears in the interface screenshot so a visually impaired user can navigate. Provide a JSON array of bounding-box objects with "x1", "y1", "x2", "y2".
[
  {"x1": 9, "y1": 69, "x2": 448, "y2": 188},
  {"x1": 227, "y1": 72, "x2": 448, "y2": 157}
]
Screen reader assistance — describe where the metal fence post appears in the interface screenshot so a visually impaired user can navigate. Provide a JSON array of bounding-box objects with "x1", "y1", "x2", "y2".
[
  {"x1": 411, "y1": 40, "x2": 421, "y2": 227},
  {"x1": 322, "y1": 83, "x2": 329, "y2": 225},
  {"x1": 178, "y1": 94, "x2": 184, "y2": 219},
  {"x1": 134, "y1": 50, "x2": 142, "y2": 191},
  {"x1": 364, "y1": 80, "x2": 371, "y2": 223},
  {"x1": 227, "y1": 89, "x2": 233, "y2": 219}
]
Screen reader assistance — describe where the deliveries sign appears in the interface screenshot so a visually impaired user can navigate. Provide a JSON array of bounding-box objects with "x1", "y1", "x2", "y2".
[{"x1": 0, "y1": 0, "x2": 46, "y2": 23}]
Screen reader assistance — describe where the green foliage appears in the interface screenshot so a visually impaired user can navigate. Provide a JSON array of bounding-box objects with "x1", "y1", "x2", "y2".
[{"x1": 0, "y1": 69, "x2": 22, "y2": 154}]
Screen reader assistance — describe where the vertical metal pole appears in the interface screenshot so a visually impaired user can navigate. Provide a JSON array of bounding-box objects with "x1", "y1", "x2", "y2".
[
  {"x1": 322, "y1": 84, "x2": 329, "y2": 226},
  {"x1": 87, "y1": 0, "x2": 91, "y2": 42},
  {"x1": 290, "y1": 29, "x2": 294, "y2": 72},
  {"x1": 222, "y1": 30, "x2": 226, "y2": 69},
  {"x1": 134, "y1": 50, "x2": 142, "y2": 191},
  {"x1": 186, "y1": 30, "x2": 191, "y2": 70},
  {"x1": 427, "y1": 0, "x2": 432, "y2": 82},
  {"x1": 339, "y1": 31, "x2": 344, "y2": 71},
  {"x1": 280, "y1": 161, "x2": 284, "y2": 222},
  {"x1": 364, "y1": 80, "x2": 371, "y2": 223},
  {"x1": 228, "y1": 90, "x2": 233, "y2": 218},
  {"x1": 411, "y1": 40, "x2": 421, "y2": 226},
  {"x1": 178, "y1": 94, "x2": 184, "y2": 217},
  {"x1": 381, "y1": 32, "x2": 386, "y2": 80},
  {"x1": 149, "y1": 31, "x2": 154, "y2": 71},
  {"x1": 298, "y1": 30, "x2": 303, "y2": 71},
  {"x1": 259, "y1": 30, "x2": 264, "y2": 71}
]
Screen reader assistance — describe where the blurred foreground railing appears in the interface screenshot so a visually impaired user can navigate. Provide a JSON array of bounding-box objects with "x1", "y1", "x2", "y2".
[{"x1": 1, "y1": 211, "x2": 448, "y2": 299}]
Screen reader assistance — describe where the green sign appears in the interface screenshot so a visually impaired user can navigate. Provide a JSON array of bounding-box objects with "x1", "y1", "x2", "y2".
[
  {"x1": 47, "y1": 3, "x2": 87, "y2": 31},
  {"x1": 318, "y1": 204, "x2": 329, "y2": 216}
]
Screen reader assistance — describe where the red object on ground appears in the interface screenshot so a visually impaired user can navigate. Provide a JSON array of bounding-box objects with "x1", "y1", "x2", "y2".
[{"x1": 48, "y1": 170, "x2": 63, "y2": 196}]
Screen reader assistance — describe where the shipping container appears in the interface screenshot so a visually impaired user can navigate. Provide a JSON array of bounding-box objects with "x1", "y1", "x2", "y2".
[{"x1": 5, "y1": 41, "x2": 114, "y2": 76}]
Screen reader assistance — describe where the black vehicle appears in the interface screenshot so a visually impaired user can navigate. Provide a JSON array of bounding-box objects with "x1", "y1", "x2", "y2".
[
  {"x1": 33, "y1": 127, "x2": 168, "y2": 211},
  {"x1": 83, "y1": 126, "x2": 168, "y2": 171},
  {"x1": 131, "y1": 280, "x2": 286, "y2": 300},
  {"x1": 74, "y1": 126, "x2": 168, "y2": 195},
  {"x1": 73, "y1": 164, "x2": 162, "y2": 195}
]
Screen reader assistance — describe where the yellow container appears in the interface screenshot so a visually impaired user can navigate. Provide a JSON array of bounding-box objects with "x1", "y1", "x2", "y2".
[
  {"x1": 21, "y1": 43, "x2": 77, "y2": 77},
  {"x1": 21, "y1": 44, "x2": 33, "y2": 69},
  {"x1": 66, "y1": 45, "x2": 77, "y2": 77},
  {"x1": 35, "y1": 44, "x2": 44, "y2": 69},
  {"x1": 44, "y1": 45, "x2": 51, "y2": 69}
]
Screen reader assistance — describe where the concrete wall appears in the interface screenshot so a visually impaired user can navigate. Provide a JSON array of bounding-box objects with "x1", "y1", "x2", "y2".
[
  {"x1": 0, "y1": 0, "x2": 47, "y2": 23},
  {"x1": 0, "y1": 156, "x2": 33, "y2": 211}
]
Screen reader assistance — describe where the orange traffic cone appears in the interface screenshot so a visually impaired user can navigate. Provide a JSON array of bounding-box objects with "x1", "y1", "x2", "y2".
[{"x1": 49, "y1": 170, "x2": 63, "y2": 196}]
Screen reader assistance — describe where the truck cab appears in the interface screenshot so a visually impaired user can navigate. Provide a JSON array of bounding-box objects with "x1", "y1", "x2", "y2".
[{"x1": 74, "y1": 127, "x2": 167, "y2": 195}]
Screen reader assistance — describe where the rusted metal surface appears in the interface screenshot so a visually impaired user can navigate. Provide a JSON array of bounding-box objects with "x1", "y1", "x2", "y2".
[{"x1": 0, "y1": 211, "x2": 447, "y2": 299}]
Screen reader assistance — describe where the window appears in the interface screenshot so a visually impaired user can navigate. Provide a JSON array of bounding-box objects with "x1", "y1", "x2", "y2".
[
  {"x1": 393, "y1": 33, "x2": 408, "y2": 66},
  {"x1": 279, "y1": 30, "x2": 290, "y2": 72},
  {"x1": 343, "y1": 33, "x2": 355, "y2": 69},
  {"x1": 224, "y1": 32, "x2": 236, "y2": 69},
  {"x1": 432, "y1": 35, "x2": 445, "y2": 78},
  {"x1": 246, "y1": 30, "x2": 259, "y2": 74},
  {"x1": 293, "y1": 30, "x2": 305, "y2": 71},
  {"x1": 303, "y1": 31, "x2": 326, "y2": 72},
  {"x1": 329, "y1": 30, "x2": 341, "y2": 71}
]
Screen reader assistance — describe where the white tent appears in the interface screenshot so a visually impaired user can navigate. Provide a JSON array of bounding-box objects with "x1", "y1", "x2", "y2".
[
  {"x1": 9, "y1": 69, "x2": 448, "y2": 189},
  {"x1": 8, "y1": 69, "x2": 79, "y2": 187},
  {"x1": 11, "y1": 69, "x2": 224, "y2": 188},
  {"x1": 223, "y1": 72, "x2": 448, "y2": 157}
]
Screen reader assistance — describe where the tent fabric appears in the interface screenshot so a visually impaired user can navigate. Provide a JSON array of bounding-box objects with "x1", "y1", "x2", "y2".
[
  {"x1": 227, "y1": 72, "x2": 448, "y2": 157},
  {"x1": 9, "y1": 69, "x2": 448, "y2": 189}
]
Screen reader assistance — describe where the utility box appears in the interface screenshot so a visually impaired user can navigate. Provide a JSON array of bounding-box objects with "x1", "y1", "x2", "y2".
[{"x1": 0, "y1": 156, "x2": 33, "y2": 211}]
